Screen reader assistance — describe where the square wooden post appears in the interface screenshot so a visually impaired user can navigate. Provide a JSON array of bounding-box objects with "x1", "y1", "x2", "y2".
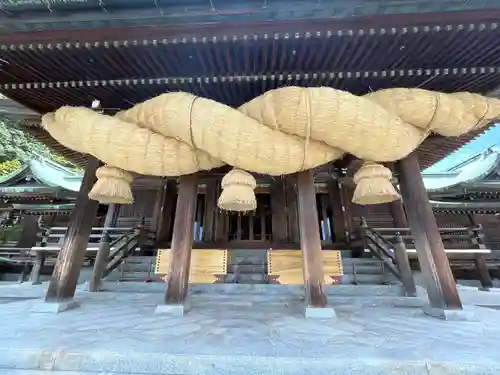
[
  {"x1": 156, "y1": 179, "x2": 178, "y2": 245},
  {"x1": 296, "y1": 170, "x2": 336, "y2": 319},
  {"x1": 271, "y1": 178, "x2": 288, "y2": 243},
  {"x1": 390, "y1": 200, "x2": 409, "y2": 228},
  {"x1": 396, "y1": 152, "x2": 467, "y2": 319},
  {"x1": 156, "y1": 174, "x2": 198, "y2": 316},
  {"x1": 88, "y1": 203, "x2": 119, "y2": 292},
  {"x1": 327, "y1": 179, "x2": 347, "y2": 243},
  {"x1": 38, "y1": 157, "x2": 100, "y2": 312}
]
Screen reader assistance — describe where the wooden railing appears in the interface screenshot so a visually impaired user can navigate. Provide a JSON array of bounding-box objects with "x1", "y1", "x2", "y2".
[
  {"x1": 0, "y1": 223, "x2": 152, "y2": 285},
  {"x1": 360, "y1": 217, "x2": 494, "y2": 290},
  {"x1": 371, "y1": 225, "x2": 490, "y2": 255}
]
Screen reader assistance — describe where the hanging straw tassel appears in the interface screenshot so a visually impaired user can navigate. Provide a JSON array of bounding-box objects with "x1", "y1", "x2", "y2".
[
  {"x1": 88, "y1": 165, "x2": 134, "y2": 204},
  {"x1": 352, "y1": 162, "x2": 400, "y2": 205},
  {"x1": 217, "y1": 168, "x2": 257, "y2": 212}
]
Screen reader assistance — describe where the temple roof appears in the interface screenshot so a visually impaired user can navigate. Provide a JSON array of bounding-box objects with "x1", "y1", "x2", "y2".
[
  {"x1": 423, "y1": 146, "x2": 500, "y2": 193},
  {"x1": 1, "y1": 1, "x2": 497, "y2": 34},
  {"x1": 0, "y1": 154, "x2": 81, "y2": 199},
  {"x1": 1, "y1": 4, "x2": 500, "y2": 169}
]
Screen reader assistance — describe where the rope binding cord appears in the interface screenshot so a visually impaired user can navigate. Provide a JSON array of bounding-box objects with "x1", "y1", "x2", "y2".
[{"x1": 41, "y1": 86, "x2": 500, "y2": 212}]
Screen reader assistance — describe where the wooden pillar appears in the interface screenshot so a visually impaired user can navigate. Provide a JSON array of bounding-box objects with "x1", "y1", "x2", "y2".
[
  {"x1": 341, "y1": 184, "x2": 354, "y2": 245},
  {"x1": 296, "y1": 170, "x2": 328, "y2": 307},
  {"x1": 285, "y1": 178, "x2": 300, "y2": 243},
  {"x1": 165, "y1": 174, "x2": 199, "y2": 305},
  {"x1": 17, "y1": 215, "x2": 40, "y2": 248},
  {"x1": 150, "y1": 185, "x2": 165, "y2": 234},
  {"x1": 88, "y1": 204, "x2": 119, "y2": 292},
  {"x1": 327, "y1": 179, "x2": 347, "y2": 243},
  {"x1": 30, "y1": 252, "x2": 46, "y2": 285},
  {"x1": 271, "y1": 178, "x2": 288, "y2": 243},
  {"x1": 214, "y1": 178, "x2": 229, "y2": 243},
  {"x1": 156, "y1": 180, "x2": 177, "y2": 244},
  {"x1": 390, "y1": 200, "x2": 409, "y2": 228},
  {"x1": 45, "y1": 157, "x2": 100, "y2": 302},
  {"x1": 467, "y1": 216, "x2": 494, "y2": 289},
  {"x1": 397, "y1": 152, "x2": 462, "y2": 309},
  {"x1": 393, "y1": 234, "x2": 417, "y2": 297},
  {"x1": 203, "y1": 181, "x2": 217, "y2": 241},
  {"x1": 88, "y1": 234, "x2": 110, "y2": 292}
]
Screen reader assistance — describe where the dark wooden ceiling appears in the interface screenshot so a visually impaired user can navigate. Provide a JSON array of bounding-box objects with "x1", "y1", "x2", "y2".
[{"x1": 1, "y1": 7, "x2": 500, "y2": 169}]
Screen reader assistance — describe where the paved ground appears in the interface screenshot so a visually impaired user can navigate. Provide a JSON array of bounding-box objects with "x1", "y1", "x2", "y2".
[{"x1": 0, "y1": 282, "x2": 499, "y2": 374}]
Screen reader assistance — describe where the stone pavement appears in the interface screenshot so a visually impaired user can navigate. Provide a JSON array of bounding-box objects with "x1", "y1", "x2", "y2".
[{"x1": 0, "y1": 282, "x2": 499, "y2": 374}]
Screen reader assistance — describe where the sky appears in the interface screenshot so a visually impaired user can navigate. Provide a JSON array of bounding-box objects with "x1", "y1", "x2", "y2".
[{"x1": 424, "y1": 124, "x2": 500, "y2": 172}]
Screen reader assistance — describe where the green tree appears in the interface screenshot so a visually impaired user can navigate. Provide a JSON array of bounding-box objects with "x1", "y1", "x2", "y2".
[{"x1": 0, "y1": 118, "x2": 82, "y2": 173}]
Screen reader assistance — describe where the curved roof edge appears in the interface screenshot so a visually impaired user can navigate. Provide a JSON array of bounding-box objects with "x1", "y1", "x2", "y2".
[{"x1": 422, "y1": 146, "x2": 500, "y2": 193}]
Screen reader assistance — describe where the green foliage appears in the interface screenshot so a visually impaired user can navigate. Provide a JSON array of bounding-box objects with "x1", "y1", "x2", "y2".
[
  {"x1": 0, "y1": 118, "x2": 82, "y2": 174},
  {"x1": 0, "y1": 160, "x2": 22, "y2": 176}
]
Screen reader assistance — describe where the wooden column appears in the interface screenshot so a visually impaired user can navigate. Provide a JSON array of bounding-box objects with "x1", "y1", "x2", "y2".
[
  {"x1": 393, "y1": 234, "x2": 417, "y2": 297},
  {"x1": 285, "y1": 177, "x2": 300, "y2": 243},
  {"x1": 397, "y1": 152, "x2": 462, "y2": 309},
  {"x1": 467, "y1": 216, "x2": 494, "y2": 289},
  {"x1": 214, "y1": 179, "x2": 229, "y2": 243},
  {"x1": 165, "y1": 174, "x2": 198, "y2": 305},
  {"x1": 88, "y1": 234, "x2": 110, "y2": 292},
  {"x1": 150, "y1": 185, "x2": 165, "y2": 234},
  {"x1": 271, "y1": 179, "x2": 288, "y2": 243},
  {"x1": 203, "y1": 181, "x2": 217, "y2": 241},
  {"x1": 17, "y1": 215, "x2": 41, "y2": 248},
  {"x1": 327, "y1": 179, "x2": 347, "y2": 243},
  {"x1": 156, "y1": 180, "x2": 178, "y2": 244},
  {"x1": 30, "y1": 252, "x2": 46, "y2": 285},
  {"x1": 88, "y1": 204, "x2": 119, "y2": 292},
  {"x1": 390, "y1": 200, "x2": 409, "y2": 228},
  {"x1": 296, "y1": 170, "x2": 328, "y2": 307},
  {"x1": 45, "y1": 157, "x2": 100, "y2": 302},
  {"x1": 341, "y1": 184, "x2": 354, "y2": 245}
]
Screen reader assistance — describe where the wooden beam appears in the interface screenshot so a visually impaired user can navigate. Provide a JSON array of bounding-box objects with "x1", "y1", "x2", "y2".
[
  {"x1": 396, "y1": 152, "x2": 462, "y2": 309},
  {"x1": 156, "y1": 180, "x2": 177, "y2": 244},
  {"x1": 327, "y1": 179, "x2": 347, "y2": 243},
  {"x1": 45, "y1": 157, "x2": 100, "y2": 302},
  {"x1": 296, "y1": 170, "x2": 328, "y2": 308},
  {"x1": 165, "y1": 174, "x2": 199, "y2": 305},
  {"x1": 271, "y1": 178, "x2": 288, "y2": 243},
  {"x1": 390, "y1": 200, "x2": 409, "y2": 228}
]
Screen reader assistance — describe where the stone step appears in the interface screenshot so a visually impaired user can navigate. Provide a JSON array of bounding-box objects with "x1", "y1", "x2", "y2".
[{"x1": 94, "y1": 281, "x2": 410, "y2": 297}]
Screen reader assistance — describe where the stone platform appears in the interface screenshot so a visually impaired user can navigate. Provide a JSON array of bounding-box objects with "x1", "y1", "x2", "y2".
[{"x1": 0, "y1": 282, "x2": 499, "y2": 374}]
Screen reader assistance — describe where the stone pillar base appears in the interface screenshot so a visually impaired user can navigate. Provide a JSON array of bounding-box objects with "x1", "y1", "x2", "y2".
[
  {"x1": 30, "y1": 299, "x2": 80, "y2": 314},
  {"x1": 304, "y1": 306, "x2": 337, "y2": 320},
  {"x1": 422, "y1": 305, "x2": 476, "y2": 321},
  {"x1": 155, "y1": 298, "x2": 191, "y2": 317}
]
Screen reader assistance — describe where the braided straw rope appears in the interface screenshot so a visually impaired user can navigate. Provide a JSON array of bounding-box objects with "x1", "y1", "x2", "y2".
[{"x1": 41, "y1": 86, "x2": 500, "y2": 211}]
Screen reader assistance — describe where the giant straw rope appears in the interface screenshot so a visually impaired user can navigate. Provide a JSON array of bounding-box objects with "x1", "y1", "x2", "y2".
[{"x1": 41, "y1": 86, "x2": 500, "y2": 211}]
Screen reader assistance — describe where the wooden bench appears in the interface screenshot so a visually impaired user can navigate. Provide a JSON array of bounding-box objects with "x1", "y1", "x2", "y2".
[
  {"x1": 155, "y1": 249, "x2": 228, "y2": 283},
  {"x1": 267, "y1": 249, "x2": 343, "y2": 285}
]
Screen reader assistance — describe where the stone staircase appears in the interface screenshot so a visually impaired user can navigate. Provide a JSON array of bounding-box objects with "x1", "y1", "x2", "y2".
[{"x1": 105, "y1": 249, "x2": 397, "y2": 286}]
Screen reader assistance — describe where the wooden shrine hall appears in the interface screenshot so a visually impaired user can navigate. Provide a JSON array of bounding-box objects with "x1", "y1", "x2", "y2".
[{"x1": 1, "y1": 1, "x2": 500, "y2": 317}]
